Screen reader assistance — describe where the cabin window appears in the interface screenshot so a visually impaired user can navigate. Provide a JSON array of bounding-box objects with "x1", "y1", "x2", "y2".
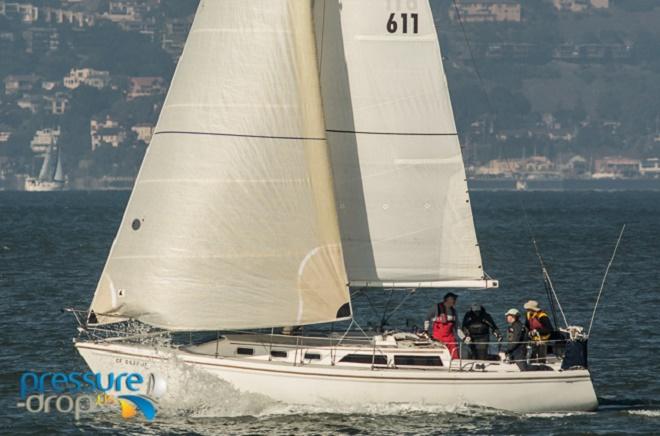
[
  {"x1": 270, "y1": 350, "x2": 288, "y2": 358},
  {"x1": 236, "y1": 347, "x2": 254, "y2": 356},
  {"x1": 304, "y1": 353, "x2": 321, "y2": 360},
  {"x1": 340, "y1": 354, "x2": 387, "y2": 365},
  {"x1": 394, "y1": 355, "x2": 443, "y2": 367}
]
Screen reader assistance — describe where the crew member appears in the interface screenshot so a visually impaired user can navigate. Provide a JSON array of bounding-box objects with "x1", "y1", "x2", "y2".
[
  {"x1": 523, "y1": 300, "x2": 554, "y2": 363},
  {"x1": 504, "y1": 308, "x2": 529, "y2": 371},
  {"x1": 462, "y1": 304, "x2": 502, "y2": 360},
  {"x1": 424, "y1": 292, "x2": 459, "y2": 359}
]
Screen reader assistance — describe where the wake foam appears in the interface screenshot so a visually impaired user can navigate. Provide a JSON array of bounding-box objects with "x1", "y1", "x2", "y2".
[
  {"x1": 146, "y1": 350, "x2": 277, "y2": 418},
  {"x1": 524, "y1": 412, "x2": 595, "y2": 418},
  {"x1": 259, "y1": 402, "x2": 509, "y2": 418},
  {"x1": 628, "y1": 410, "x2": 660, "y2": 417}
]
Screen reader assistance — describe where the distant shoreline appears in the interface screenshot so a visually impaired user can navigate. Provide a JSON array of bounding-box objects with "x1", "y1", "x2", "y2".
[{"x1": 468, "y1": 177, "x2": 660, "y2": 191}]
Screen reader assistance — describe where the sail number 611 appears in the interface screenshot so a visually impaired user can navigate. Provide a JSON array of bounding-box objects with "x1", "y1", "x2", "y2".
[{"x1": 387, "y1": 13, "x2": 419, "y2": 34}]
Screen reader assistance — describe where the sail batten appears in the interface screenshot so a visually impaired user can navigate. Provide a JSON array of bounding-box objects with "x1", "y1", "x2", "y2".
[
  {"x1": 153, "y1": 131, "x2": 327, "y2": 141},
  {"x1": 89, "y1": 0, "x2": 350, "y2": 331},
  {"x1": 326, "y1": 129, "x2": 458, "y2": 136}
]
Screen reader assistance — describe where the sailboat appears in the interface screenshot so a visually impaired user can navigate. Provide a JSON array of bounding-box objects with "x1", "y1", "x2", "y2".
[
  {"x1": 73, "y1": 0, "x2": 598, "y2": 413},
  {"x1": 25, "y1": 141, "x2": 66, "y2": 192}
]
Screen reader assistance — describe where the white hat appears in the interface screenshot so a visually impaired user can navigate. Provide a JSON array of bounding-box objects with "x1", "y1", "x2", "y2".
[
  {"x1": 523, "y1": 300, "x2": 541, "y2": 311},
  {"x1": 505, "y1": 308, "x2": 520, "y2": 317}
]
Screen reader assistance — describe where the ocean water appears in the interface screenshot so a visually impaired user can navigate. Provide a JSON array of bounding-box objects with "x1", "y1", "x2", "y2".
[{"x1": 1, "y1": 190, "x2": 659, "y2": 435}]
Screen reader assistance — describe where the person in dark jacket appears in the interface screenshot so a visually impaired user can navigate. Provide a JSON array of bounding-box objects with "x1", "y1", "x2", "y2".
[
  {"x1": 504, "y1": 308, "x2": 530, "y2": 371},
  {"x1": 462, "y1": 304, "x2": 502, "y2": 360}
]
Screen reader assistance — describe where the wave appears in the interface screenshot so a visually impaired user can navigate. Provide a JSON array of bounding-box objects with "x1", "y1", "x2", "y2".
[{"x1": 598, "y1": 397, "x2": 660, "y2": 410}]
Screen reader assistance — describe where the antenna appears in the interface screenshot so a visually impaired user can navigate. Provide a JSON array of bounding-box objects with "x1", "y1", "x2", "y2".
[{"x1": 587, "y1": 225, "x2": 625, "y2": 336}]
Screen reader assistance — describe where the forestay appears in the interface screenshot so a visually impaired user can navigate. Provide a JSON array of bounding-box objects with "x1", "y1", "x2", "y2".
[
  {"x1": 88, "y1": 0, "x2": 351, "y2": 330},
  {"x1": 316, "y1": 0, "x2": 492, "y2": 288}
]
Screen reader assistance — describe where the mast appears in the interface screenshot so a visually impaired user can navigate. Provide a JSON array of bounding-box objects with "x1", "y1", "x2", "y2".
[
  {"x1": 316, "y1": 0, "x2": 495, "y2": 289},
  {"x1": 88, "y1": 0, "x2": 350, "y2": 330}
]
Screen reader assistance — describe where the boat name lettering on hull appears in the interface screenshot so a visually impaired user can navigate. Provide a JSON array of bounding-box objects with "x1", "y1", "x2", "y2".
[{"x1": 114, "y1": 357, "x2": 149, "y2": 368}]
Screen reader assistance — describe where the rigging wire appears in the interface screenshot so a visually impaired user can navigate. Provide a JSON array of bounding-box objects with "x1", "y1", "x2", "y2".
[
  {"x1": 380, "y1": 289, "x2": 417, "y2": 328},
  {"x1": 450, "y1": 0, "x2": 568, "y2": 327},
  {"x1": 587, "y1": 224, "x2": 625, "y2": 336}
]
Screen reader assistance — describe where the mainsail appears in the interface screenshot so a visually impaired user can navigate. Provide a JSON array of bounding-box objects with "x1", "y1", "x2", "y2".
[
  {"x1": 89, "y1": 0, "x2": 350, "y2": 330},
  {"x1": 316, "y1": 0, "x2": 493, "y2": 288}
]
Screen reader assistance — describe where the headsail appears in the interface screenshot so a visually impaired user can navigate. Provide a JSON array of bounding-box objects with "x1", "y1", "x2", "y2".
[
  {"x1": 89, "y1": 0, "x2": 350, "y2": 330},
  {"x1": 317, "y1": 0, "x2": 494, "y2": 289}
]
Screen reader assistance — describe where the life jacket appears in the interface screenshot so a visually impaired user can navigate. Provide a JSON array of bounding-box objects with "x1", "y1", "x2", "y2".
[
  {"x1": 432, "y1": 303, "x2": 457, "y2": 341},
  {"x1": 527, "y1": 311, "x2": 551, "y2": 341}
]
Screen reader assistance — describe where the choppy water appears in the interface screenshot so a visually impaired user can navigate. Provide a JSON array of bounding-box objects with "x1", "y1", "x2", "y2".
[{"x1": 1, "y1": 191, "x2": 659, "y2": 434}]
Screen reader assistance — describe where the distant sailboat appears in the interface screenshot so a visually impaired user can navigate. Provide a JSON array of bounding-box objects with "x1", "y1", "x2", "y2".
[
  {"x1": 73, "y1": 0, "x2": 597, "y2": 413},
  {"x1": 25, "y1": 141, "x2": 66, "y2": 192}
]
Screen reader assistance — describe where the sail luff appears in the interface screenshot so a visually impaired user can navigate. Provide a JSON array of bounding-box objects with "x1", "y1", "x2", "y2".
[{"x1": 88, "y1": 0, "x2": 350, "y2": 330}]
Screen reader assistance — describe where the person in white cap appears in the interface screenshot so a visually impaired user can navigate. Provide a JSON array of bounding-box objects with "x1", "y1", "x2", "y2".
[
  {"x1": 503, "y1": 308, "x2": 530, "y2": 371},
  {"x1": 523, "y1": 300, "x2": 554, "y2": 364}
]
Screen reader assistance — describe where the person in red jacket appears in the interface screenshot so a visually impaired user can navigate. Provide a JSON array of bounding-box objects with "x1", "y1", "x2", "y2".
[{"x1": 424, "y1": 292, "x2": 459, "y2": 359}]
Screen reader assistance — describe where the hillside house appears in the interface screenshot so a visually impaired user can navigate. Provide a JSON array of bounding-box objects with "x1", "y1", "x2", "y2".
[
  {"x1": 63, "y1": 68, "x2": 110, "y2": 90},
  {"x1": 449, "y1": 0, "x2": 521, "y2": 23}
]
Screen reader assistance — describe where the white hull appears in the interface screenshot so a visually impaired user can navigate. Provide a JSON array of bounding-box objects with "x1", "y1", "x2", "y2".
[
  {"x1": 75, "y1": 338, "x2": 598, "y2": 413},
  {"x1": 24, "y1": 178, "x2": 65, "y2": 192}
]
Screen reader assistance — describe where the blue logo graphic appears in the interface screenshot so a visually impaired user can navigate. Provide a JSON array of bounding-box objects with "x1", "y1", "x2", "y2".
[{"x1": 117, "y1": 395, "x2": 157, "y2": 421}]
